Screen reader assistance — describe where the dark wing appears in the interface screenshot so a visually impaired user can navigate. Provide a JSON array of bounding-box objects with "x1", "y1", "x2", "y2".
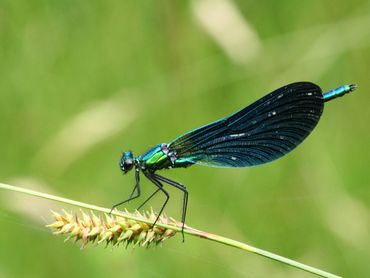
[{"x1": 169, "y1": 82, "x2": 324, "y2": 168}]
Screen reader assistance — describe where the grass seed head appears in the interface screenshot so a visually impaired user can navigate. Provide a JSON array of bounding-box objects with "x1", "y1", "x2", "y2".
[{"x1": 47, "y1": 209, "x2": 178, "y2": 249}]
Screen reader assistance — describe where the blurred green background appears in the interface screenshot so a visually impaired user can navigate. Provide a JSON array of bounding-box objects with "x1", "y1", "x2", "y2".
[{"x1": 1, "y1": 0, "x2": 369, "y2": 277}]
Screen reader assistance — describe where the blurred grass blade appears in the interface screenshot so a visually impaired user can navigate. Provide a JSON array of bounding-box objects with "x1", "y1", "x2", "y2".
[
  {"x1": 34, "y1": 95, "x2": 137, "y2": 175},
  {"x1": 192, "y1": 0, "x2": 260, "y2": 64}
]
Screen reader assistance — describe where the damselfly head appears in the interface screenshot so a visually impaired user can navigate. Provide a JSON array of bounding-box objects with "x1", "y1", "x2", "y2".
[{"x1": 119, "y1": 151, "x2": 134, "y2": 174}]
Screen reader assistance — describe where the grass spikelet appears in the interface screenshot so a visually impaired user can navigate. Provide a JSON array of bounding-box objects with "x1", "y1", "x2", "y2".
[{"x1": 46, "y1": 209, "x2": 177, "y2": 249}]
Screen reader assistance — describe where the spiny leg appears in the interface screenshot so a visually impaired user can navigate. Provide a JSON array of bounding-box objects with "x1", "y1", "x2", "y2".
[
  {"x1": 110, "y1": 168, "x2": 141, "y2": 213},
  {"x1": 154, "y1": 173, "x2": 188, "y2": 242},
  {"x1": 137, "y1": 188, "x2": 161, "y2": 211},
  {"x1": 144, "y1": 172, "x2": 170, "y2": 228},
  {"x1": 153, "y1": 174, "x2": 188, "y2": 225}
]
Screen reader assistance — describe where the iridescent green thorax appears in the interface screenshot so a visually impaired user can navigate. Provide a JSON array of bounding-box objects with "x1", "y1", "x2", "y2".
[{"x1": 137, "y1": 143, "x2": 193, "y2": 171}]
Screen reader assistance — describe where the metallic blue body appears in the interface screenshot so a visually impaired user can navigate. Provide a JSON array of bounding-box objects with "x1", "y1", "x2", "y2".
[
  {"x1": 116, "y1": 82, "x2": 356, "y2": 236},
  {"x1": 323, "y1": 84, "x2": 356, "y2": 102},
  {"x1": 137, "y1": 144, "x2": 172, "y2": 170},
  {"x1": 140, "y1": 144, "x2": 163, "y2": 162},
  {"x1": 129, "y1": 82, "x2": 357, "y2": 172},
  {"x1": 136, "y1": 144, "x2": 192, "y2": 171}
]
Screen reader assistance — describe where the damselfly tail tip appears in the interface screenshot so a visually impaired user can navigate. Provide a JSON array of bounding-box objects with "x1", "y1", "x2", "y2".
[
  {"x1": 349, "y1": 84, "x2": 358, "y2": 92},
  {"x1": 323, "y1": 83, "x2": 357, "y2": 102}
]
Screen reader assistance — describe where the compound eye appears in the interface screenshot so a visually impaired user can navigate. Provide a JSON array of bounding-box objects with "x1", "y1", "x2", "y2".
[
  {"x1": 124, "y1": 159, "x2": 134, "y2": 170},
  {"x1": 119, "y1": 151, "x2": 134, "y2": 173}
]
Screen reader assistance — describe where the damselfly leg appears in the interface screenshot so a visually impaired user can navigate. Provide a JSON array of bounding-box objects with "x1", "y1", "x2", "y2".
[
  {"x1": 143, "y1": 172, "x2": 170, "y2": 228},
  {"x1": 154, "y1": 173, "x2": 188, "y2": 241},
  {"x1": 137, "y1": 188, "x2": 161, "y2": 210},
  {"x1": 110, "y1": 168, "x2": 141, "y2": 213}
]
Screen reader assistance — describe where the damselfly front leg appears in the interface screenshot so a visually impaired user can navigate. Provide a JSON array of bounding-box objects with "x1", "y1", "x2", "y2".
[{"x1": 110, "y1": 167, "x2": 141, "y2": 213}]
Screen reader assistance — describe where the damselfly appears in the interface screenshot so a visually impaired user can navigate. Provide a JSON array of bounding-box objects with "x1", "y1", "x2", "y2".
[{"x1": 112, "y1": 82, "x2": 356, "y2": 238}]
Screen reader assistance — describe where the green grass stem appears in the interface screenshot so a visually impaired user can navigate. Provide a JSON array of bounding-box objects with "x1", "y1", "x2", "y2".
[{"x1": 0, "y1": 182, "x2": 341, "y2": 278}]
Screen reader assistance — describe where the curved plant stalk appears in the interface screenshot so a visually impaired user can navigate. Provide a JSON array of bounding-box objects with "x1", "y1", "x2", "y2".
[{"x1": 0, "y1": 182, "x2": 340, "y2": 278}]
